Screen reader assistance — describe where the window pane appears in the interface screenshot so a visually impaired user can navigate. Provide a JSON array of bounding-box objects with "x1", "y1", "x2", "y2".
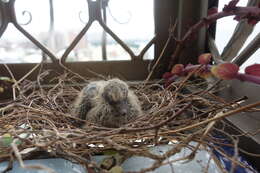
[
  {"x1": 107, "y1": 0, "x2": 154, "y2": 57},
  {"x1": 106, "y1": 34, "x2": 131, "y2": 61},
  {"x1": 0, "y1": 0, "x2": 50, "y2": 63},
  {"x1": 66, "y1": 21, "x2": 103, "y2": 62},
  {"x1": 0, "y1": 0, "x2": 154, "y2": 63},
  {"x1": 0, "y1": 24, "x2": 42, "y2": 63}
]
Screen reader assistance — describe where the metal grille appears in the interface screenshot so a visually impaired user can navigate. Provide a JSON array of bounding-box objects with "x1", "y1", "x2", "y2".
[
  {"x1": 0, "y1": 0, "x2": 155, "y2": 64},
  {"x1": 0, "y1": 0, "x2": 209, "y2": 80}
]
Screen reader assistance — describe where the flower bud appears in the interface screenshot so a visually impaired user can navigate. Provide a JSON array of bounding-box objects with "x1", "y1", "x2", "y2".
[
  {"x1": 171, "y1": 64, "x2": 184, "y2": 75},
  {"x1": 162, "y1": 72, "x2": 173, "y2": 79},
  {"x1": 198, "y1": 71, "x2": 212, "y2": 79},
  {"x1": 198, "y1": 53, "x2": 211, "y2": 65},
  {"x1": 211, "y1": 63, "x2": 239, "y2": 80}
]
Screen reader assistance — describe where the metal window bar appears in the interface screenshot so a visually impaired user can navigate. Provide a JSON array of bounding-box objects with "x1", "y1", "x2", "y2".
[
  {"x1": 0, "y1": 0, "x2": 155, "y2": 64},
  {"x1": 0, "y1": 0, "x2": 58, "y2": 63},
  {"x1": 101, "y1": 0, "x2": 107, "y2": 60},
  {"x1": 0, "y1": 0, "x2": 209, "y2": 81}
]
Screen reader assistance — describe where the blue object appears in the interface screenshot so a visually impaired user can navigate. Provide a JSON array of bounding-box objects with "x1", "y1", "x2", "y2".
[
  {"x1": 211, "y1": 136, "x2": 258, "y2": 173},
  {"x1": 0, "y1": 143, "x2": 221, "y2": 173}
]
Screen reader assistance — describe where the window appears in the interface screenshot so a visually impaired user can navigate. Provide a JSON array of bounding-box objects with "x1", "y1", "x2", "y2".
[
  {"x1": 0, "y1": 0, "x2": 154, "y2": 63},
  {"x1": 0, "y1": 0, "x2": 209, "y2": 80}
]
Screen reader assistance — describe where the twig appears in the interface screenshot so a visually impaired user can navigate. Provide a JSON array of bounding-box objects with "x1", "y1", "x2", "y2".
[
  {"x1": 12, "y1": 63, "x2": 42, "y2": 100},
  {"x1": 144, "y1": 20, "x2": 178, "y2": 84},
  {"x1": 1, "y1": 69, "x2": 260, "y2": 173},
  {"x1": 2, "y1": 63, "x2": 20, "y2": 101},
  {"x1": 1, "y1": 153, "x2": 14, "y2": 173},
  {"x1": 58, "y1": 60, "x2": 88, "y2": 82},
  {"x1": 117, "y1": 103, "x2": 191, "y2": 133},
  {"x1": 230, "y1": 137, "x2": 239, "y2": 173},
  {"x1": 187, "y1": 111, "x2": 223, "y2": 161},
  {"x1": 2, "y1": 64, "x2": 17, "y2": 84},
  {"x1": 11, "y1": 139, "x2": 57, "y2": 173},
  {"x1": 159, "y1": 101, "x2": 260, "y2": 135}
]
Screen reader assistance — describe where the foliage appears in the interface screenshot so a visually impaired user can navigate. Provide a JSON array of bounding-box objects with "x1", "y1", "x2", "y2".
[{"x1": 164, "y1": 53, "x2": 260, "y2": 86}]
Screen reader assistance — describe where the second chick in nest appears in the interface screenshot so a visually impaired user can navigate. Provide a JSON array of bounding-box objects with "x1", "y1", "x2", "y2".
[{"x1": 72, "y1": 78, "x2": 142, "y2": 128}]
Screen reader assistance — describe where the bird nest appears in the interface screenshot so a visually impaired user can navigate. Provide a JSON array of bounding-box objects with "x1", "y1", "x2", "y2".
[{"x1": 0, "y1": 70, "x2": 259, "y2": 173}]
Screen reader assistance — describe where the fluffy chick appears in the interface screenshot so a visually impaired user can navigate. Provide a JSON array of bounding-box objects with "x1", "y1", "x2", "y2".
[{"x1": 72, "y1": 78, "x2": 142, "y2": 128}]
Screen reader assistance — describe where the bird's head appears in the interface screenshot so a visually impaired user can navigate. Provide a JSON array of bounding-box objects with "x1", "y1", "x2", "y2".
[{"x1": 102, "y1": 79, "x2": 129, "y2": 116}]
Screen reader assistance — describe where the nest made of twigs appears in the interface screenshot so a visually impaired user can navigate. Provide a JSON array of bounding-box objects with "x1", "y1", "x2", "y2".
[{"x1": 0, "y1": 71, "x2": 259, "y2": 173}]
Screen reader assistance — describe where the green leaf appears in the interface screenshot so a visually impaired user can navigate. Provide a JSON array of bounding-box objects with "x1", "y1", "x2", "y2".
[
  {"x1": 0, "y1": 77, "x2": 13, "y2": 82},
  {"x1": 0, "y1": 134, "x2": 13, "y2": 147},
  {"x1": 100, "y1": 156, "x2": 116, "y2": 170},
  {"x1": 15, "y1": 139, "x2": 22, "y2": 145},
  {"x1": 0, "y1": 77, "x2": 11, "y2": 81},
  {"x1": 109, "y1": 166, "x2": 124, "y2": 173},
  {"x1": 103, "y1": 149, "x2": 119, "y2": 155},
  {"x1": 0, "y1": 87, "x2": 4, "y2": 93}
]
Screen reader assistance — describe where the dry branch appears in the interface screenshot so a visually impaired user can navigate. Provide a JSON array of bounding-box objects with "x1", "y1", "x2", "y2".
[{"x1": 0, "y1": 71, "x2": 259, "y2": 172}]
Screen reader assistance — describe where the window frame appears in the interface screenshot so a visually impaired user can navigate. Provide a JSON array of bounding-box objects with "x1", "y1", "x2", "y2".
[{"x1": 0, "y1": 0, "x2": 208, "y2": 80}]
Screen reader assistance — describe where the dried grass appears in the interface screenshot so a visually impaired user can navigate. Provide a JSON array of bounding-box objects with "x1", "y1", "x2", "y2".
[{"x1": 0, "y1": 70, "x2": 259, "y2": 173}]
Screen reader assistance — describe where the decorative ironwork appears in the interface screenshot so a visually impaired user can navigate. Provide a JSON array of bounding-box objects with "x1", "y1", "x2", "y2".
[
  {"x1": 0, "y1": 0, "x2": 58, "y2": 63},
  {"x1": 0, "y1": 0, "x2": 155, "y2": 64},
  {"x1": 78, "y1": 11, "x2": 88, "y2": 24},
  {"x1": 101, "y1": 0, "x2": 108, "y2": 60},
  {"x1": 18, "y1": 10, "x2": 32, "y2": 25},
  {"x1": 107, "y1": 0, "x2": 132, "y2": 25}
]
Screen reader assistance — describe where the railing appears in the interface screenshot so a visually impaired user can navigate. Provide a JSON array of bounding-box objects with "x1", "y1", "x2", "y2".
[
  {"x1": 0, "y1": 0, "x2": 155, "y2": 65},
  {"x1": 0, "y1": 0, "x2": 208, "y2": 81}
]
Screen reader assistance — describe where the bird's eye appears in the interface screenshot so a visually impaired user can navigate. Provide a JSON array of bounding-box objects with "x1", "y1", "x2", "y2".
[
  {"x1": 109, "y1": 100, "x2": 117, "y2": 105},
  {"x1": 107, "y1": 96, "x2": 119, "y2": 105}
]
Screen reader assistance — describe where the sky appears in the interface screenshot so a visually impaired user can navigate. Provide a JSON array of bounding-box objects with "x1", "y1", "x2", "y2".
[{"x1": 2, "y1": 0, "x2": 154, "y2": 40}]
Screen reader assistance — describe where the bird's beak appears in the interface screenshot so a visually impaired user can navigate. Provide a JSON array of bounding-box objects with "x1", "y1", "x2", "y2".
[{"x1": 116, "y1": 101, "x2": 128, "y2": 116}]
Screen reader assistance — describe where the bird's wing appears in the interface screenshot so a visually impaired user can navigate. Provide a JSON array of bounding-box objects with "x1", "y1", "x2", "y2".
[{"x1": 72, "y1": 82, "x2": 100, "y2": 120}]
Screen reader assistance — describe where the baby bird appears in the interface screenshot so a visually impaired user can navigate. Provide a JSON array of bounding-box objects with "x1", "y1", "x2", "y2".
[{"x1": 72, "y1": 78, "x2": 142, "y2": 128}]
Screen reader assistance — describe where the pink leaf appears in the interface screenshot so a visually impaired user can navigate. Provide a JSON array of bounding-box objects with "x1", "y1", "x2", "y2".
[
  {"x1": 223, "y1": 0, "x2": 239, "y2": 12},
  {"x1": 208, "y1": 7, "x2": 218, "y2": 16},
  {"x1": 234, "y1": 15, "x2": 241, "y2": 21},
  {"x1": 245, "y1": 64, "x2": 260, "y2": 76},
  {"x1": 211, "y1": 63, "x2": 239, "y2": 80},
  {"x1": 248, "y1": 18, "x2": 258, "y2": 25},
  {"x1": 162, "y1": 72, "x2": 173, "y2": 79},
  {"x1": 198, "y1": 53, "x2": 211, "y2": 65},
  {"x1": 198, "y1": 71, "x2": 212, "y2": 79},
  {"x1": 171, "y1": 64, "x2": 184, "y2": 75}
]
